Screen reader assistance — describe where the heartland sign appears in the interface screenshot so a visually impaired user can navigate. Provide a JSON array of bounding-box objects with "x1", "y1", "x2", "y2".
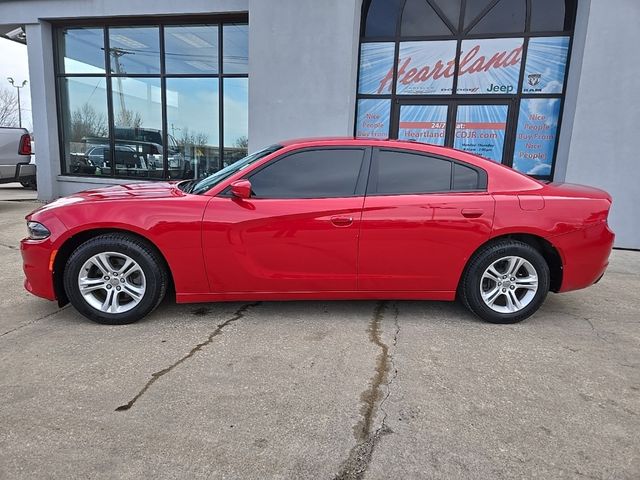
[{"x1": 362, "y1": 38, "x2": 524, "y2": 96}]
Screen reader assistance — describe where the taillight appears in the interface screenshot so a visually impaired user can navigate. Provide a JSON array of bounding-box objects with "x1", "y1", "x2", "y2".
[{"x1": 18, "y1": 134, "x2": 32, "y2": 155}]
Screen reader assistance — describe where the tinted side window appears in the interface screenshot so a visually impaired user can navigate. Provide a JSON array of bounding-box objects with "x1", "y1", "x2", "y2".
[
  {"x1": 376, "y1": 150, "x2": 452, "y2": 194},
  {"x1": 453, "y1": 163, "x2": 480, "y2": 190},
  {"x1": 249, "y1": 149, "x2": 365, "y2": 199}
]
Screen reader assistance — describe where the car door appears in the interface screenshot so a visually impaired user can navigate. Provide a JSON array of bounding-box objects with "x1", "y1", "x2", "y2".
[
  {"x1": 358, "y1": 148, "x2": 495, "y2": 293},
  {"x1": 202, "y1": 147, "x2": 370, "y2": 293}
]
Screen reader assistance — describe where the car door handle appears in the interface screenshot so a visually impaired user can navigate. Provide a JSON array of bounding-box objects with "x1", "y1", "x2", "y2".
[
  {"x1": 461, "y1": 208, "x2": 484, "y2": 218},
  {"x1": 330, "y1": 216, "x2": 354, "y2": 227}
]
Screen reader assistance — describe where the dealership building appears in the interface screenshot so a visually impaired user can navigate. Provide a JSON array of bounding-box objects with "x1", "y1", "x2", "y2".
[{"x1": 0, "y1": 0, "x2": 638, "y2": 248}]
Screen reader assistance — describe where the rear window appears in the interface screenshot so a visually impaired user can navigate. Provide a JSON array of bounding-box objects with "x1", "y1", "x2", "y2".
[{"x1": 453, "y1": 163, "x2": 480, "y2": 190}]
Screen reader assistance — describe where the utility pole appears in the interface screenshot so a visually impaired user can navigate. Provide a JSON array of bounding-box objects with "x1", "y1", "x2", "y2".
[
  {"x1": 7, "y1": 77, "x2": 27, "y2": 128},
  {"x1": 109, "y1": 48, "x2": 131, "y2": 115}
]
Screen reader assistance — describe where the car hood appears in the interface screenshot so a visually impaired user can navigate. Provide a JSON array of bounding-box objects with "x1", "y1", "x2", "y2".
[
  {"x1": 32, "y1": 182, "x2": 186, "y2": 216},
  {"x1": 73, "y1": 182, "x2": 185, "y2": 201}
]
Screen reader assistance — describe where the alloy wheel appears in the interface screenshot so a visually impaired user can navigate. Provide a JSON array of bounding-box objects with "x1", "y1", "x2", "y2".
[
  {"x1": 480, "y1": 256, "x2": 539, "y2": 314},
  {"x1": 77, "y1": 252, "x2": 147, "y2": 314}
]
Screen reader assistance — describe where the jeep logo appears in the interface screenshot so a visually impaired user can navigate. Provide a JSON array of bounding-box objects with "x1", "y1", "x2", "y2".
[{"x1": 486, "y1": 83, "x2": 515, "y2": 93}]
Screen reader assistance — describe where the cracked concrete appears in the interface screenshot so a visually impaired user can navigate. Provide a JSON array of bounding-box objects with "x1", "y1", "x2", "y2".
[
  {"x1": 333, "y1": 301, "x2": 402, "y2": 480},
  {"x1": 0, "y1": 305, "x2": 71, "y2": 337},
  {"x1": 1, "y1": 199, "x2": 639, "y2": 479},
  {"x1": 115, "y1": 302, "x2": 260, "y2": 411}
]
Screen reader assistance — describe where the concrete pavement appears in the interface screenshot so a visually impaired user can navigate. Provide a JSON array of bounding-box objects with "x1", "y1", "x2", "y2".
[
  {"x1": 0, "y1": 199, "x2": 638, "y2": 479},
  {"x1": 0, "y1": 182, "x2": 37, "y2": 202}
]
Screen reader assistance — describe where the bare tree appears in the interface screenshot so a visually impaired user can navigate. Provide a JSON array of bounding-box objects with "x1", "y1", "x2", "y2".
[
  {"x1": 0, "y1": 87, "x2": 19, "y2": 127},
  {"x1": 178, "y1": 128, "x2": 209, "y2": 148},
  {"x1": 193, "y1": 131, "x2": 209, "y2": 147},
  {"x1": 178, "y1": 127, "x2": 193, "y2": 147},
  {"x1": 70, "y1": 102, "x2": 108, "y2": 141},
  {"x1": 235, "y1": 135, "x2": 248, "y2": 149},
  {"x1": 116, "y1": 108, "x2": 143, "y2": 128}
]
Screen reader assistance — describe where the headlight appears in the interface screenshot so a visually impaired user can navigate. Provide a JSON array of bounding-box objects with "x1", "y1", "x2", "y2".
[{"x1": 27, "y1": 221, "x2": 51, "y2": 240}]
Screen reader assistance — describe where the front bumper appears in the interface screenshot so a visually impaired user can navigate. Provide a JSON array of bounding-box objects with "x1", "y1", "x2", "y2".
[
  {"x1": 20, "y1": 238, "x2": 57, "y2": 301},
  {"x1": 553, "y1": 222, "x2": 615, "y2": 293}
]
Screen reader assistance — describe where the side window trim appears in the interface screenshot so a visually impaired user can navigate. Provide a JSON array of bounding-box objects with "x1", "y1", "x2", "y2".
[
  {"x1": 239, "y1": 146, "x2": 371, "y2": 199},
  {"x1": 366, "y1": 147, "x2": 488, "y2": 196}
]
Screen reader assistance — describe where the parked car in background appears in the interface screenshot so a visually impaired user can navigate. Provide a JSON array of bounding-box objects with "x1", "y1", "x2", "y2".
[
  {"x1": 76, "y1": 128, "x2": 184, "y2": 177},
  {"x1": 21, "y1": 138, "x2": 615, "y2": 325},
  {"x1": 0, "y1": 127, "x2": 36, "y2": 188},
  {"x1": 85, "y1": 145, "x2": 137, "y2": 168}
]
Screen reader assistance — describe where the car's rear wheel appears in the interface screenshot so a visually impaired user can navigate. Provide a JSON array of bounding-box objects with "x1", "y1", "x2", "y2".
[
  {"x1": 63, "y1": 233, "x2": 168, "y2": 324},
  {"x1": 460, "y1": 240, "x2": 550, "y2": 324}
]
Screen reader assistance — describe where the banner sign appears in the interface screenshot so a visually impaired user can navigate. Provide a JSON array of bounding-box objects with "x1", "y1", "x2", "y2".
[
  {"x1": 512, "y1": 98, "x2": 561, "y2": 176},
  {"x1": 365, "y1": 38, "x2": 524, "y2": 95},
  {"x1": 394, "y1": 41, "x2": 457, "y2": 95},
  {"x1": 358, "y1": 43, "x2": 395, "y2": 95},
  {"x1": 456, "y1": 38, "x2": 524, "y2": 95},
  {"x1": 398, "y1": 105, "x2": 448, "y2": 145},
  {"x1": 355, "y1": 99, "x2": 391, "y2": 139},
  {"x1": 522, "y1": 37, "x2": 570, "y2": 94},
  {"x1": 454, "y1": 104, "x2": 508, "y2": 162}
]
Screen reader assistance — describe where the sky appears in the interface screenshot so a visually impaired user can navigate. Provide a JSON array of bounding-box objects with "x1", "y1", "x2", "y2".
[{"x1": 0, "y1": 37, "x2": 32, "y2": 130}]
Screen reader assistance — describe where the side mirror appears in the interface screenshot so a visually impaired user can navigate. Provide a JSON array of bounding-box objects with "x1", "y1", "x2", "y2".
[{"x1": 230, "y1": 179, "x2": 252, "y2": 199}]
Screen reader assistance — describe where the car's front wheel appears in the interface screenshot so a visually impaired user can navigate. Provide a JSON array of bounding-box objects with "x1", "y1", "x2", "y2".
[
  {"x1": 63, "y1": 233, "x2": 168, "y2": 324},
  {"x1": 460, "y1": 240, "x2": 550, "y2": 324}
]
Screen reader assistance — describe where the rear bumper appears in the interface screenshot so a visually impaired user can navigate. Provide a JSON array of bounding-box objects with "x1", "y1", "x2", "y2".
[
  {"x1": 0, "y1": 162, "x2": 35, "y2": 184},
  {"x1": 553, "y1": 222, "x2": 615, "y2": 293}
]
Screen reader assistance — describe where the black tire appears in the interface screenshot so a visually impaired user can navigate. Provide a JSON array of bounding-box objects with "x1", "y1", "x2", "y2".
[
  {"x1": 63, "y1": 233, "x2": 168, "y2": 325},
  {"x1": 21, "y1": 179, "x2": 36, "y2": 189},
  {"x1": 459, "y1": 240, "x2": 550, "y2": 324}
]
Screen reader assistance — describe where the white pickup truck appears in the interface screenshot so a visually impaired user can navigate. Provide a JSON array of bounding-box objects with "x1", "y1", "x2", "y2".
[{"x1": 0, "y1": 127, "x2": 36, "y2": 188}]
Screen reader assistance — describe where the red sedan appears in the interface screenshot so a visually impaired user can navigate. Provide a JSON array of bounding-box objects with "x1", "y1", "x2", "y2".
[{"x1": 21, "y1": 138, "x2": 614, "y2": 325}]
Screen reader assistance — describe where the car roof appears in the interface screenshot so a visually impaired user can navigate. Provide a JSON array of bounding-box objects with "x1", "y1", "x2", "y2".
[
  {"x1": 279, "y1": 136, "x2": 398, "y2": 147},
  {"x1": 277, "y1": 137, "x2": 488, "y2": 163}
]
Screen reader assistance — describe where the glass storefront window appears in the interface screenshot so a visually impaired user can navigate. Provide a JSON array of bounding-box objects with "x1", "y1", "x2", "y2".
[
  {"x1": 401, "y1": 0, "x2": 452, "y2": 36},
  {"x1": 512, "y1": 98, "x2": 561, "y2": 176},
  {"x1": 358, "y1": 43, "x2": 395, "y2": 95},
  {"x1": 166, "y1": 78, "x2": 219, "y2": 179},
  {"x1": 55, "y1": 18, "x2": 248, "y2": 180},
  {"x1": 58, "y1": 28, "x2": 105, "y2": 74},
  {"x1": 165, "y1": 25, "x2": 218, "y2": 74},
  {"x1": 522, "y1": 37, "x2": 570, "y2": 94},
  {"x1": 396, "y1": 41, "x2": 457, "y2": 95},
  {"x1": 223, "y1": 24, "x2": 248, "y2": 74},
  {"x1": 223, "y1": 78, "x2": 249, "y2": 166},
  {"x1": 112, "y1": 77, "x2": 164, "y2": 178},
  {"x1": 108, "y1": 26, "x2": 160, "y2": 75},
  {"x1": 397, "y1": 105, "x2": 448, "y2": 145},
  {"x1": 456, "y1": 38, "x2": 524, "y2": 95},
  {"x1": 59, "y1": 77, "x2": 109, "y2": 176},
  {"x1": 355, "y1": 99, "x2": 391, "y2": 139},
  {"x1": 356, "y1": 0, "x2": 576, "y2": 179},
  {"x1": 454, "y1": 104, "x2": 508, "y2": 162}
]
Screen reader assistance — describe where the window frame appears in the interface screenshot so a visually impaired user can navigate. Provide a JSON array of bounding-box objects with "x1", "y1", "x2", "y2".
[
  {"x1": 226, "y1": 146, "x2": 373, "y2": 200},
  {"x1": 367, "y1": 147, "x2": 488, "y2": 196},
  {"x1": 356, "y1": 0, "x2": 578, "y2": 182},
  {"x1": 53, "y1": 14, "x2": 248, "y2": 181}
]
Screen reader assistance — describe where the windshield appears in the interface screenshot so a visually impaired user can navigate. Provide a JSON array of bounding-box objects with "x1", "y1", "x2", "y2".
[{"x1": 183, "y1": 144, "x2": 283, "y2": 195}]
